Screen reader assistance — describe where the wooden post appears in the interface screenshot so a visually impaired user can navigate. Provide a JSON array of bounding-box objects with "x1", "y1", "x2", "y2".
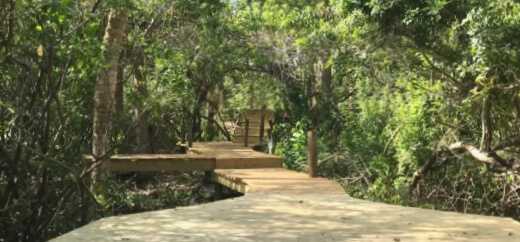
[
  {"x1": 308, "y1": 128, "x2": 318, "y2": 177},
  {"x1": 259, "y1": 106, "x2": 266, "y2": 144},
  {"x1": 267, "y1": 122, "x2": 273, "y2": 142},
  {"x1": 188, "y1": 124, "x2": 193, "y2": 148},
  {"x1": 267, "y1": 120, "x2": 274, "y2": 154},
  {"x1": 308, "y1": 57, "x2": 324, "y2": 178},
  {"x1": 244, "y1": 119, "x2": 249, "y2": 147}
]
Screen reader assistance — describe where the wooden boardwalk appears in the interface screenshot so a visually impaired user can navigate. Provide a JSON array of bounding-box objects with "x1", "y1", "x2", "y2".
[
  {"x1": 189, "y1": 142, "x2": 283, "y2": 169},
  {"x1": 214, "y1": 168, "x2": 344, "y2": 194},
  {"x1": 84, "y1": 154, "x2": 216, "y2": 172},
  {"x1": 53, "y1": 142, "x2": 520, "y2": 242},
  {"x1": 83, "y1": 142, "x2": 282, "y2": 172},
  {"x1": 189, "y1": 142, "x2": 343, "y2": 194}
]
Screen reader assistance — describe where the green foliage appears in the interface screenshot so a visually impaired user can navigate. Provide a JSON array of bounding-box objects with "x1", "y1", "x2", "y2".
[
  {"x1": 3, "y1": 0, "x2": 520, "y2": 241},
  {"x1": 275, "y1": 122, "x2": 308, "y2": 171},
  {"x1": 103, "y1": 173, "x2": 211, "y2": 214}
]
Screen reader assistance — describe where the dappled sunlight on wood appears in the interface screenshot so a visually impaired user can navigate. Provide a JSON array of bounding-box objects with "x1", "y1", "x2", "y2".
[
  {"x1": 190, "y1": 142, "x2": 282, "y2": 169},
  {"x1": 52, "y1": 142, "x2": 520, "y2": 242},
  {"x1": 52, "y1": 193, "x2": 520, "y2": 242},
  {"x1": 214, "y1": 168, "x2": 344, "y2": 194}
]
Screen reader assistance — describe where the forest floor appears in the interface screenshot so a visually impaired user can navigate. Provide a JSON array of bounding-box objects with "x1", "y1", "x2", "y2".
[{"x1": 103, "y1": 172, "x2": 241, "y2": 215}]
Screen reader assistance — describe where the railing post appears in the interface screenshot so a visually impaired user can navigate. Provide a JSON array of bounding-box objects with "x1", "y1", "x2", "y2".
[
  {"x1": 259, "y1": 106, "x2": 265, "y2": 144},
  {"x1": 267, "y1": 120, "x2": 274, "y2": 154},
  {"x1": 244, "y1": 119, "x2": 249, "y2": 147}
]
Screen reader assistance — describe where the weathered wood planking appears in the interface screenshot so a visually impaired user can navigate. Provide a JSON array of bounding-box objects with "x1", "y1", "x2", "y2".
[
  {"x1": 83, "y1": 154, "x2": 216, "y2": 172},
  {"x1": 213, "y1": 168, "x2": 345, "y2": 194},
  {"x1": 231, "y1": 109, "x2": 274, "y2": 145},
  {"x1": 52, "y1": 192, "x2": 520, "y2": 242},
  {"x1": 55, "y1": 142, "x2": 520, "y2": 242},
  {"x1": 189, "y1": 142, "x2": 282, "y2": 169}
]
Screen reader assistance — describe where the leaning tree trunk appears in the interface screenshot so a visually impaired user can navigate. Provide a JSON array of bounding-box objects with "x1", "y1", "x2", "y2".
[{"x1": 92, "y1": 9, "x2": 127, "y2": 186}]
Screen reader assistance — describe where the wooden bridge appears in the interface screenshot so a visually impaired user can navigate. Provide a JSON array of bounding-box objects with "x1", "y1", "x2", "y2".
[
  {"x1": 54, "y1": 141, "x2": 520, "y2": 242},
  {"x1": 53, "y1": 110, "x2": 520, "y2": 242},
  {"x1": 86, "y1": 141, "x2": 341, "y2": 194}
]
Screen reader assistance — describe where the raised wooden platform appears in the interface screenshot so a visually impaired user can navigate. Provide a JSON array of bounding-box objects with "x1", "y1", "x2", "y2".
[
  {"x1": 83, "y1": 142, "x2": 281, "y2": 172},
  {"x1": 54, "y1": 142, "x2": 520, "y2": 242},
  {"x1": 84, "y1": 154, "x2": 216, "y2": 172},
  {"x1": 189, "y1": 142, "x2": 282, "y2": 169},
  {"x1": 52, "y1": 193, "x2": 520, "y2": 242},
  {"x1": 214, "y1": 168, "x2": 344, "y2": 194}
]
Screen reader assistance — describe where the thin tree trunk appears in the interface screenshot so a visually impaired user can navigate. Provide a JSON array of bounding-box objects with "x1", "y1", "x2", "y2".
[
  {"x1": 307, "y1": 56, "x2": 330, "y2": 177},
  {"x1": 132, "y1": 46, "x2": 151, "y2": 153},
  {"x1": 0, "y1": 0, "x2": 15, "y2": 55},
  {"x1": 92, "y1": 8, "x2": 127, "y2": 185},
  {"x1": 307, "y1": 58, "x2": 324, "y2": 177},
  {"x1": 307, "y1": 128, "x2": 318, "y2": 177},
  {"x1": 205, "y1": 84, "x2": 221, "y2": 141},
  {"x1": 321, "y1": 61, "x2": 332, "y2": 105},
  {"x1": 115, "y1": 53, "x2": 125, "y2": 114},
  {"x1": 248, "y1": 81, "x2": 255, "y2": 109},
  {"x1": 480, "y1": 96, "x2": 493, "y2": 151},
  {"x1": 189, "y1": 95, "x2": 204, "y2": 146}
]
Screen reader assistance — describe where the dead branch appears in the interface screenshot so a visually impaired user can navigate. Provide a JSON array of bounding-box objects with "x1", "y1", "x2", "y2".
[
  {"x1": 448, "y1": 142, "x2": 518, "y2": 169},
  {"x1": 410, "y1": 140, "x2": 520, "y2": 193},
  {"x1": 199, "y1": 114, "x2": 232, "y2": 141}
]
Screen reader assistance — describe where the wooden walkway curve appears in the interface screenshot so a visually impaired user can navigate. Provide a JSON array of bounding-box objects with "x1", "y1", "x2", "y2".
[
  {"x1": 53, "y1": 142, "x2": 520, "y2": 242},
  {"x1": 189, "y1": 142, "x2": 344, "y2": 194}
]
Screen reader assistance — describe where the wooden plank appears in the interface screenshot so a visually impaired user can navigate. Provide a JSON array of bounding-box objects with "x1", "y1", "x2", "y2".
[
  {"x1": 212, "y1": 171, "x2": 248, "y2": 193},
  {"x1": 52, "y1": 192, "x2": 520, "y2": 242},
  {"x1": 214, "y1": 157, "x2": 281, "y2": 169},
  {"x1": 213, "y1": 168, "x2": 345, "y2": 194},
  {"x1": 232, "y1": 135, "x2": 262, "y2": 144},
  {"x1": 83, "y1": 154, "x2": 216, "y2": 172},
  {"x1": 190, "y1": 142, "x2": 282, "y2": 169}
]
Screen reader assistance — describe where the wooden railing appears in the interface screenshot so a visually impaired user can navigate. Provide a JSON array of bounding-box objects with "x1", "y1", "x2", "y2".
[{"x1": 232, "y1": 108, "x2": 275, "y2": 148}]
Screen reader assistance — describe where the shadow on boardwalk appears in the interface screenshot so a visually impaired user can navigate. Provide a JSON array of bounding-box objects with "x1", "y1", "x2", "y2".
[{"x1": 52, "y1": 193, "x2": 520, "y2": 242}]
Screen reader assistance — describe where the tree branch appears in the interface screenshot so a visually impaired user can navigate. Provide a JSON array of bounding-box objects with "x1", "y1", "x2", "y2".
[{"x1": 449, "y1": 142, "x2": 518, "y2": 169}]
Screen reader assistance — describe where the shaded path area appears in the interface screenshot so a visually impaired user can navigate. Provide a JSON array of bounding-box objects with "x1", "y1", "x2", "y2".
[{"x1": 52, "y1": 142, "x2": 520, "y2": 242}]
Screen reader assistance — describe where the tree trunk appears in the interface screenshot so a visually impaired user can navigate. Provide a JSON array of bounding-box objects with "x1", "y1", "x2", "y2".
[
  {"x1": 132, "y1": 46, "x2": 151, "y2": 153},
  {"x1": 480, "y1": 96, "x2": 493, "y2": 151},
  {"x1": 205, "y1": 84, "x2": 221, "y2": 141},
  {"x1": 92, "y1": 8, "x2": 127, "y2": 185},
  {"x1": 115, "y1": 53, "x2": 125, "y2": 114},
  {"x1": 248, "y1": 81, "x2": 255, "y2": 109},
  {"x1": 0, "y1": 0, "x2": 15, "y2": 55},
  {"x1": 321, "y1": 61, "x2": 332, "y2": 105},
  {"x1": 307, "y1": 58, "x2": 324, "y2": 177},
  {"x1": 187, "y1": 88, "x2": 205, "y2": 146},
  {"x1": 307, "y1": 128, "x2": 318, "y2": 177}
]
